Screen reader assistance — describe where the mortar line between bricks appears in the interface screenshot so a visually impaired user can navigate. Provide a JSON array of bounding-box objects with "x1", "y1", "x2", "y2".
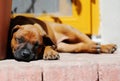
[
  {"x1": 96, "y1": 64, "x2": 100, "y2": 81},
  {"x1": 41, "y1": 71, "x2": 44, "y2": 81}
]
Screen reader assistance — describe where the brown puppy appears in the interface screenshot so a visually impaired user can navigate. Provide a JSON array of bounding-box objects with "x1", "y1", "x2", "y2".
[{"x1": 9, "y1": 16, "x2": 117, "y2": 62}]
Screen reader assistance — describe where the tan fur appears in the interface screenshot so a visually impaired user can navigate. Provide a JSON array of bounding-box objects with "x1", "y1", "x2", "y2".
[{"x1": 11, "y1": 22, "x2": 117, "y2": 60}]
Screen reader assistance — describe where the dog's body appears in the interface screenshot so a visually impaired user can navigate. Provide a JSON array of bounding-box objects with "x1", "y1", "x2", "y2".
[{"x1": 8, "y1": 16, "x2": 117, "y2": 61}]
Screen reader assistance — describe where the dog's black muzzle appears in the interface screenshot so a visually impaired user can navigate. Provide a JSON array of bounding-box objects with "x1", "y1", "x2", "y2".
[
  {"x1": 14, "y1": 48, "x2": 35, "y2": 62},
  {"x1": 13, "y1": 42, "x2": 44, "y2": 62},
  {"x1": 13, "y1": 42, "x2": 37, "y2": 62}
]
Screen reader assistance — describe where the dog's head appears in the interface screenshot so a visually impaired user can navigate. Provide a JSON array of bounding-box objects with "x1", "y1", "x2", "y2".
[{"x1": 11, "y1": 23, "x2": 54, "y2": 62}]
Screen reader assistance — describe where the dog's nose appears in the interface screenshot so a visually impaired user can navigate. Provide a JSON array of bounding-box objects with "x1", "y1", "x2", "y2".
[{"x1": 21, "y1": 49, "x2": 30, "y2": 58}]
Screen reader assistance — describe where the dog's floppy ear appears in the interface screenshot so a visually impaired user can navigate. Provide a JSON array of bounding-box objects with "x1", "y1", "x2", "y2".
[
  {"x1": 34, "y1": 23, "x2": 47, "y2": 36},
  {"x1": 11, "y1": 25, "x2": 22, "y2": 38},
  {"x1": 12, "y1": 25, "x2": 21, "y2": 34},
  {"x1": 34, "y1": 23, "x2": 57, "y2": 47}
]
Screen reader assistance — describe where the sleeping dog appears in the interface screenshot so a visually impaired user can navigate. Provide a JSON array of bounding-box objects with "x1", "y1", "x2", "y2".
[{"x1": 7, "y1": 16, "x2": 117, "y2": 62}]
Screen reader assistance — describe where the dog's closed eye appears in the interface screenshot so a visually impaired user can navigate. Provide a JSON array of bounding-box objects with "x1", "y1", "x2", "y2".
[{"x1": 15, "y1": 37, "x2": 25, "y2": 44}]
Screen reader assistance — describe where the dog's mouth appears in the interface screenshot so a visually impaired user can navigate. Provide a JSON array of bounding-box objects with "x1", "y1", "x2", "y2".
[
  {"x1": 13, "y1": 42, "x2": 45, "y2": 62},
  {"x1": 13, "y1": 49, "x2": 35, "y2": 62}
]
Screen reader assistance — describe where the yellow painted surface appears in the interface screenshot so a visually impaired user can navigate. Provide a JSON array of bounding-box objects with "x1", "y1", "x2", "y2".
[
  {"x1": 13, "y1": 0, "x2": 100, "y2": 35},
  {"x1": 91, "y1": 0, "x2": 100, "y2": 35}
]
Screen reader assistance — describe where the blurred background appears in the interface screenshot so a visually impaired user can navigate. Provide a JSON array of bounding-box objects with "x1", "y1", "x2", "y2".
[
  {"x1": 12, "y1": 0, "x2": 120, "y2": 48},
  {"x1": 99, "y1": 0, "x2": 120, "y2": 49}
]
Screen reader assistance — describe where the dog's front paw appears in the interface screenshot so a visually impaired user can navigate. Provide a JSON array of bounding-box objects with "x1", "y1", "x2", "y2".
[
  {"x1": 101, "y1": 44, "x2": 117, "y2": 53},
  {"x1": 43, "y1": 46, "x2": 60, "y2": 60}
]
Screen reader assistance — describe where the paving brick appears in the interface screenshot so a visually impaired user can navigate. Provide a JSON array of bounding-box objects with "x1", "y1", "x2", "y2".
[
  {"x1": 99, "y1": 63, "x2": 120, "y2": 81},
  {"x1": 0, "y1": 52, "x2": 120, "y2": 81},
  {"x1": 0, "y1": 60, "x2": 42, "y2": 81},
  {"x1": 0, "y1": 67, "x2": 8, "y2": 81},
  {"x1": 8, "y1": 66, "x2": 42, "y2": 81},
  {"x1": 42, "y1": 62, "x2": 98, "y2": 81}
]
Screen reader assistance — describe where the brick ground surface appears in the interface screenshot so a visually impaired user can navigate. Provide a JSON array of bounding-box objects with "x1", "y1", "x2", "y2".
[{"x1": 0, "y1": 50, "x2": 120, "y2": 81}]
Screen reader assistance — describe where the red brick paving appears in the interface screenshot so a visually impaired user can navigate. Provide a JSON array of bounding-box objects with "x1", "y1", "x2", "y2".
[{"x1": 0, "y1": 51, "x2": 120, "y2": 81}]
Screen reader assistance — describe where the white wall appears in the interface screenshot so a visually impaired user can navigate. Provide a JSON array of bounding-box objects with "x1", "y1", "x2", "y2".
[{"x1": 99, "y1": 0, "x2": 120, "y2": 48}]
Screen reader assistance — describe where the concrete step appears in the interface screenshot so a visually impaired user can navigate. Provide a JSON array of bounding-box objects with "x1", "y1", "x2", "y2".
[{"x1": 0, "y1": 50, "x2": 120, "y2": 81}]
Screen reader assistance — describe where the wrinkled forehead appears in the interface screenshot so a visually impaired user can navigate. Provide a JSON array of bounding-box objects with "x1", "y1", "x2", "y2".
[
  {"x1": 16, "y1": 30, "x2": 36, "y2": 38},
  {"x1": 14, "y1": 25, "x2": 43, "y2": 44}
]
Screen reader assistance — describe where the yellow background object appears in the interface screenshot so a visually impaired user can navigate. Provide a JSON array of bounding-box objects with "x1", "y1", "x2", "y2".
[{"x1": 13, "y1": 0, "x2": 100, "y2": 35}]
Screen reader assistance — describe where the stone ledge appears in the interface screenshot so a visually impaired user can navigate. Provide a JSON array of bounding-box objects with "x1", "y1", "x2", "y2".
[{"x1": 0, "y1": 50, "x2": 120, "y2": 81}]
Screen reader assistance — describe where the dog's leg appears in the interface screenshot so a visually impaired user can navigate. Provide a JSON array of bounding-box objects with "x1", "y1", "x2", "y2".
[
  {"x1": 57, "y1": 42, "x2": 117, "y2": 53},
  {"x1": 57, "y1": 42, "x2": 97, "y2": 53},
  {"x1": 56, "y1": 25, "x2": 117, "y2": 54},
  {"x1": 100, "y1": 44, "x2": 117, "y2": 53},
  {"x1": 49, "y1": 23, "x2": 117, "y2": 54},
  {"x1": 43, "y1": 46, "x2": 60, "y2": 60}
]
